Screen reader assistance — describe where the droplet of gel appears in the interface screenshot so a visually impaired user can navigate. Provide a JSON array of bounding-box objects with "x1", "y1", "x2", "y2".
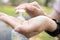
[{"x1": 16, "y1": 9, "x2": 26, "y2": 20}]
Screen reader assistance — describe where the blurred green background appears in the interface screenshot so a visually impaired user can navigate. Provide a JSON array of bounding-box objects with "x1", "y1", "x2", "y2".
[{"x1": 0, "y1": 0, "x2": 56, "y2": 40}]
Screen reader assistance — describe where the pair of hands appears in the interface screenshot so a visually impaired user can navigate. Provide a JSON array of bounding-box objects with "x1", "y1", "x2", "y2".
[{"x1": 15, "y1": 1, "x2": 45, "y2": 17}]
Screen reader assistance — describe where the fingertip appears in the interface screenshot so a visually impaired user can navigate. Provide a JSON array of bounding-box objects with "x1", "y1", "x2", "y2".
[{"x1": 30, "y1": 1, "x2": 38, "y2": 5}]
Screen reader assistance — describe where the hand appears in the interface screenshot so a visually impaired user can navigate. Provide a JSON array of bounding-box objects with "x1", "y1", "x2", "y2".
[
  {"x1": 0, "y1": 12, "x2": 8, "y2": 19},
  {"x1": 15, "y1": 1, "x2": 45, "y2": 17}
]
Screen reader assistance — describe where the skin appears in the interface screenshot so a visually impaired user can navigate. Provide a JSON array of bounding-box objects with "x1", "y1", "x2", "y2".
[
  {"x1": 0, "y1": 1, "x2": 60, "y2": 40},
  {"x1": 16, "y1": 1, "x2": 60, "y2": 39},
  {"x1": 0, "y1": 13, "x2": 57, "y2": 38},
  {"x1": 49, "y1": 10, "x2": 60, "y2": 40}
]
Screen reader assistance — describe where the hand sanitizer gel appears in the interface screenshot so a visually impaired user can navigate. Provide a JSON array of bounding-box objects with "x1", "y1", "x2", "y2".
[
  {"x1": 12, "y1": 10, "x2": 29, "y2": 40},
  {"x1": 16, "y1": 9, "x2": 26, "y2": 20}
]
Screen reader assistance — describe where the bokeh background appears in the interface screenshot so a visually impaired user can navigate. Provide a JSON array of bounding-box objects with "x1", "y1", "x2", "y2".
[{"x1": 0, "y1": 0, "x2": 57, "y2": 40}]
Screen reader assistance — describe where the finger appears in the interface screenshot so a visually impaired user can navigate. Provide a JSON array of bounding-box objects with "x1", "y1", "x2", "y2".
[
  {"x1": 29, "y1": 1, "x2": 41, "y2": 8},
  {"x1": 26, "y1": 5, "x2": 45, "y2": 15},
  {"x1": 0, "y1": 12, "x2": 7, "y2": 16},
  {"x1": 26, "y1": 5, "x2": 42, "y2": 12},
  {"x1": 15, "y1": 4, "x2": 28, "y2": 14}
]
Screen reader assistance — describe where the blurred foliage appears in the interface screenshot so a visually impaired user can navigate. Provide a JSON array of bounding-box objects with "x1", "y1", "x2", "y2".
[
  {"x1": 0, "y1": 6, "x2": 53, "y2": 16},
  {"x1": 0, "y1": 6, "x2": 16, "y2": 16},
  {"x1": 38, "y1": 32, "x2": 55, "y2": 40},
  {"x1": 0, "y1": 0, "x2": 55, "y2": 7},
  {"x1": 7, "y1": 0, "x2": 54, "y2": 7},
  {"x1": 43, "y1": 6, "x2": 53, "y2": 13}
]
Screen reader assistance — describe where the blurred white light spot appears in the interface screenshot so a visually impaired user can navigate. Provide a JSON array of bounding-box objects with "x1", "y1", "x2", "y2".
[{"x1": 2, "y1": 0, "x2": 9, "y2": 3}]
